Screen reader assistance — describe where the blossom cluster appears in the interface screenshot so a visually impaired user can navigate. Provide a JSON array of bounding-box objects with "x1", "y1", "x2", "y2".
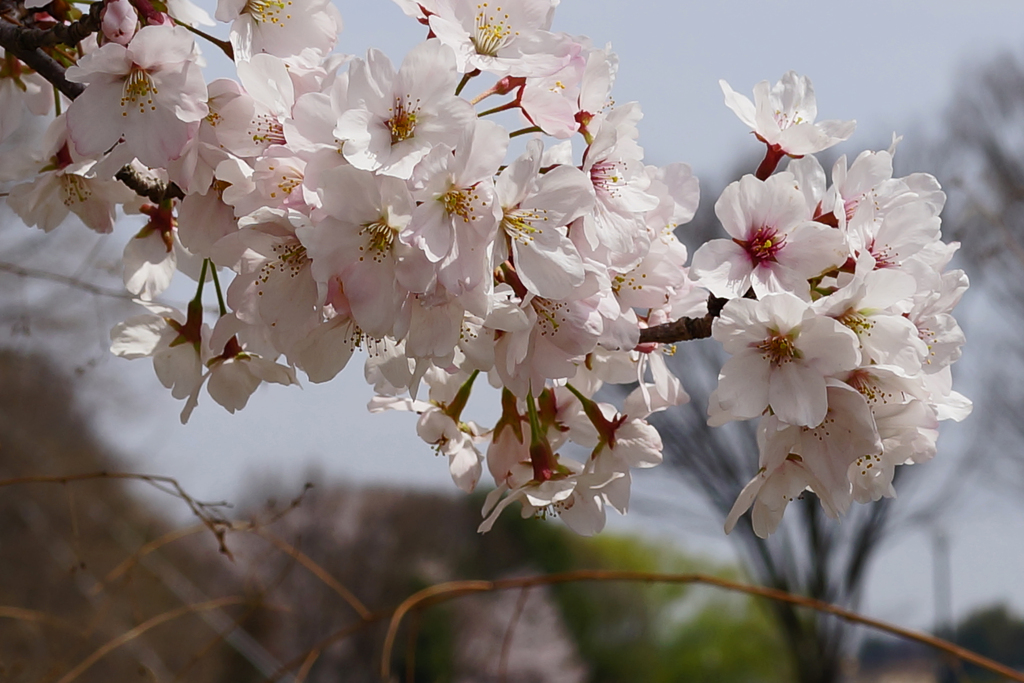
[{"x1": 0, "y1": 0, "x2": 969, "y2": 537}]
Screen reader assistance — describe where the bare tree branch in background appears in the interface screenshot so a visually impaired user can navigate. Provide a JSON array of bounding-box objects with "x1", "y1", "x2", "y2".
[{"x1": 937, "y1": 51, "x2": 1024, "y2": 496}]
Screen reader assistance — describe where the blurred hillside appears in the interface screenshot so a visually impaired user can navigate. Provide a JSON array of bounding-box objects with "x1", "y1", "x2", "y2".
[{"x1": 0, "y1": 348, "x2": 796, "y2": 682}]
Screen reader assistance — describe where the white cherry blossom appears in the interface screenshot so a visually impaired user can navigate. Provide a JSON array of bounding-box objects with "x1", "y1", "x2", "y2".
[
  {"x1": 710, "y1": 292, "x2": 861, "y2": 428},
  {"x1": 65, "y1": 25, "x2": 208, "y2": 168},
  {"x1": 720, "y1": 70, "x2": 855, "y2": 157}
]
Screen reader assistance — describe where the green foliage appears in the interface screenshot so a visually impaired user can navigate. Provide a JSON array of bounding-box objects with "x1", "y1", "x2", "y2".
[
  {"x1": 491, "y1": 510, "x2": 792, "y2": 683},
  {"x1": 938, "y1": 604, "x2": 1024, "y2": 682}
]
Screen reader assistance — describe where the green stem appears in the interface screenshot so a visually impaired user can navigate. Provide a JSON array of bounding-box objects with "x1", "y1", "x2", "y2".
[
  {"x1": 478, "y1": 100, "x2": 517, "y2": 118},
  {"x1": 445, "y1": 370, "x2": 479, "y2": 422},
  {"x1": 526, "y1": 391, "x2": 543, "y2": 446},
  {"x1": 192, "y1": 258, "x2": 209, "y2": 305},
  {"x1": 209, "y1": 262, "x2": 227, "y2": 316},
  {"x1": 53, "y1": 86, "x2": 61, "y2": 116},
  {"x1": 564, "y1": 383, "x2": 589, "y2": 406},
  {"x1": 455, "y1": 71, "x2": 474, "y2": 97},
  {"x1": 565, "y1": 383, "x2": 618, "y2": 447},
  {"x1": 509, "y1": 126, "x2": 542, "y2": 139}
]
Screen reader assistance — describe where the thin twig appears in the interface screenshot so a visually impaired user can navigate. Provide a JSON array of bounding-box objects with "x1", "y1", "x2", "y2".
[
  {"x1": 252, "y1": 528, "x2": 372, "y2": 620},
  {"x1": 0, "y1": 605, "x2": 83, "y2": 634},
  {"x1": 293, "y1": 650, "x2": 321, "y2": 683},
  {"x1": 497, "y1": 587, "x2": 530, "y2": 683},
  {"x1": 262, "y1": 609, "x2": 392, "y2": 682},
  {"x1": 0, "y1": 472, "x2": 235, "y2": 557},
  {"x1": 0, "y1": 261, "x2": 131, "y2": 300},
  {"x1": 171, "y1": 18, "x2": 234, "y2": 60},
  {"x1": 99, "y1": 524, "x2": 213, "y2": 590},
  {"x1": 379, "y1": 570, "x2": 1024, "y2": 683},
  {"x1": 54, "y1": 596, "x2": 248, "y2": 683},
  {"x1": 171, "y1": 600, "x2": 265, "y2": 682},
  {"x1": 101, "y1": 485, "x2": 314, "y2": 590},
  {"x1": 404, "y1": 609, "x2": 420, "y2": 683}
]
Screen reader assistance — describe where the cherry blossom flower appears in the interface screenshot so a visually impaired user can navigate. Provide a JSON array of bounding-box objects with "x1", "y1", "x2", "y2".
[
  {"x1": 577, "y1": 102, "x2": 659, "y2": 270},
  {"x1": 110, "y1": 301, "x2": 209, "y2": 401},
  {"x1": 303, "y1": 165, "x2": 433, "y2": 340},
  {"x1": 335, "y1": 40, "x2": 474, "y2": 180},
  {"x1": 405, "y1": 119, "x2": 508, "y2": 296},
  {"x1": 0, "y1": 49, "x2": 52, "y2": 143},
  {"x1": 427, "y1": 0, "x2": 571, "y2": 77},
  {"x1": 690, "y1": 173, "x2": 847, "y2": 300},
  {"x1": 493, "y1": 139, "x2": 593, "y2": 299},
  {"x1": 726, "y1": 381, "x2": 881, "y2": 538},
  {"x1": 7, "y1": 127, "x2": 135, "y2": 234},
  {"x1": 101, "y1": 0, "x2": 138, "y2": 46},
  {"x1": 216, "y1": 0, "x2": 341, "y2": 61},
  {"x1": 709, "y1": 293, "x2": 861, "y2": 428},
  {"x1": 181, "y1": 317, "x2": 298, "y2": 423},
  {"x1": 369, "y1": 368, "x2": 485, "y2": 492},
  {"x1": 65, "y1": 25, "x2": 208, "y2": 169},
  {"x1": 720, "y1": 70, "x2": 855, "y2": 157},
  {"x1": 0, "y1": 0, "x2": 973, "y2": 542},
  {"x1": 212, "y1": 207, "x2": 322, "y2": 355}
]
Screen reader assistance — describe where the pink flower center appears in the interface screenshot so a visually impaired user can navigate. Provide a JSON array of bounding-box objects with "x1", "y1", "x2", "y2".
[
  {"x1": 590, "y1": 160, "x2": 626, "y2": 201},
  {"x1": 737, "y1": 225, "x2": 786, "y2": 265}
]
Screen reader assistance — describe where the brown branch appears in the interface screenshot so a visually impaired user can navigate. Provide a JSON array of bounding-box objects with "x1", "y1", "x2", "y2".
[
  {"x1": 0, "y1": 260, "x2": 132, "y2": 300},
  {"x1": 99, "y1": 524, "x2": 212, "y2": 590},
  {"x1": 0, "y1": 2, "x2": 103, "y2": 51},
  {"x1": 404, "y1": 609, "x2": 419, "y2": 683},
  {"x1": 0, "y1": 605, "x2": 84, "y2": 635},
  {"x1": 54, "y1": 596, "x2": 248, "y2": 683},
  {"x1": 293, "y1": 650, "x2": 321, "y2": 683},
  {"x1": 2, "y1": 19, "x2": 190, "y2": 205},
  {"x1": 114, "y1": 164, "x2": 185, "y2": 203},
  {"x1": 251, "y1": 527, "x2": 372, "y2": 621},
  {"x1": 497, "y1": 587, "x2": 530, "y2": 683},
  {"x1": 101, "y1": 486, "x2": 314, "y2": 590},
  {"x1": 638, "y1": 294, "x2": 728, "y2": 345},
  {"x1": 0, "y1": 471, "x2": 236, "y2": 557},
  {"x1": 263, "y1": 610, "x2": 392, "y2": 682},
  {"x1": 379, "y1": 570, "x2": 1024, "y2": 683},
  {"x1": 0, "y1": 35, "x2": 84, "y2": 98}
]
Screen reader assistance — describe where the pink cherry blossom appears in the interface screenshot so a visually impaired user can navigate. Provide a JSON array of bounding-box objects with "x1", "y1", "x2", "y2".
[
  {"x1": 65, "y1": 25, "x2": 208, "y2": 168},
  {"x1": 690, "y1": 173, "x2": 847, "y2": 300}
]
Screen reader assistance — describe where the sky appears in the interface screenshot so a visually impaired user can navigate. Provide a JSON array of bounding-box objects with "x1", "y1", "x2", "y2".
[{"x1": 4, "y1": 0, "x2": 1024, "y2": 638}]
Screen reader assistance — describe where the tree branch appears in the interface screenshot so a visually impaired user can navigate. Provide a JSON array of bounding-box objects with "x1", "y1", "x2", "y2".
[
  {"x1": 0, "y1": 471, "x2": 235, "y2": 557},
  {"x1": 638, "y1": 294, "x2": 728, "y2": 345},
  {"x1": 0, "y1": 1, "x2": 103, "y2": 51},
  {"x1": 2, "y1": 12, "x2": 188, "y2": 204},
  {"x1": 0, "y1": 260, "x2": 132, "y2": 300},
  {"x1": 0, "y1": 33, "x2": 84, "y2": 98},
  {"x1": 380, "y1": 570, "x2": 1024, "y2": 683},
  {"x1": 114, "y1": 163, "x2": 185, "y2": 203}
]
